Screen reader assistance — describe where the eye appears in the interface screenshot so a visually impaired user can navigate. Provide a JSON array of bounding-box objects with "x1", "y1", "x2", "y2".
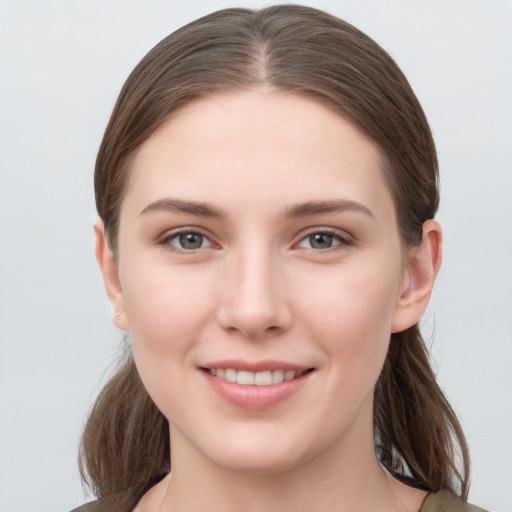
[
  {"x1": 297, "y1": 230, "x2": 350, "y2": 250},
  {"x1": 165, "y1": 231, "x2": 212, "y2": 251}
]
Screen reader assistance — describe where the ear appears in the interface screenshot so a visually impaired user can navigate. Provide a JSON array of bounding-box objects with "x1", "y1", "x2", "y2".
[
  {"x1": 391, "y1": 219, "x2": 442, "y2": 333},
  {"x1": 94, "y1": 218, "x2": 130, "y2": 332}
]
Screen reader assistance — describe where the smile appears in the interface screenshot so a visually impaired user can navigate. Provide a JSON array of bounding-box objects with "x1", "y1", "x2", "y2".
[{"x1": 207, "y1": 368, "x2": 308, "y2": 386}]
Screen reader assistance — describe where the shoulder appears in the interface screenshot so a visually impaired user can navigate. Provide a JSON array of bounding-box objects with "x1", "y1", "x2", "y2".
[
  {"x1": 69, "y1": 495, "x2": 128, "y2": 512},
  {"x1": 70, "y1": 473, "x2": 168, "y2": 512},
  {"x1": 420, "y1": 490, "x2": 490, "y2": 512},
  {"x1": 69, "y1": 500, "x2": 104, "y2": 512}
]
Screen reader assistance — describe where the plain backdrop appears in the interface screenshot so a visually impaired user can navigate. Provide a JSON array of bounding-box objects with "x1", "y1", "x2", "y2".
[{"x1": 0, "y1": 1, "x2": 511, "y2": 511}]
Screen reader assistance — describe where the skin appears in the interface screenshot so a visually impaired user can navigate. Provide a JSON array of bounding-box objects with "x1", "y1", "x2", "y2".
[{"x1": 96, "y1": 89, "x2": 441, "y2": 512}]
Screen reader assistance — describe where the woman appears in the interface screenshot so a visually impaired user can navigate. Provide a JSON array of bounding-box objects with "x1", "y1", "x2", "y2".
[{"x1": 74, "y1": 5, "x2": 488, "y2": 512}]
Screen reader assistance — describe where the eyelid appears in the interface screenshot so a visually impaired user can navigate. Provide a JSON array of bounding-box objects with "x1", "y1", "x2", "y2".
[
  {"x1": 295, "y1": 227, "x2": 354, "y2": 249},
  {"x1": 156, "y1": 225, "x2": 354, "y2": 253},
  {"x1": 158, "y1": 227, "x2": 217, "y2": 253}
]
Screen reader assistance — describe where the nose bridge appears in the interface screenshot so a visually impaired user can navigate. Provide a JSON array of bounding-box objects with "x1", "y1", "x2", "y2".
[{"x1": 218, "y1": 239, "x2": 290, "y2": 338}]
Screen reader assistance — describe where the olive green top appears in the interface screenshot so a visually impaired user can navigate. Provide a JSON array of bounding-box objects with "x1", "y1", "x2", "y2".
[
  {"x1": 419, "y1": 490, "x2": 489, "y2": 512},
  {"x1": 71, "y1": 489, "x2": 490, "y2": 512}
]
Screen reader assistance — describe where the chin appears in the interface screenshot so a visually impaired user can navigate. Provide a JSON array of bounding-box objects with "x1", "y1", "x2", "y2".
[
  {"x1": 211, "y1": 448, "x2": 305, "y2": 475},
  {"x1": 193, "y1": 427, "x2": 319, "y2": 476}
]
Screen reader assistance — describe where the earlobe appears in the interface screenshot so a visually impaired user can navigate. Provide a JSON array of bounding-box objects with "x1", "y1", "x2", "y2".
[
  {"x1": 391, "y1": 220, "x2": 442, "y2": 333},
  {"x1": 94, "y1": 219, "x2": 130, "y2": 332}
]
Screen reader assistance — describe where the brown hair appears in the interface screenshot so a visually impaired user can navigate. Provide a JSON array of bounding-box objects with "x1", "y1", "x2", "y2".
[{"x1": 81, "y1": 5, "x2": 470, "y2": 509}]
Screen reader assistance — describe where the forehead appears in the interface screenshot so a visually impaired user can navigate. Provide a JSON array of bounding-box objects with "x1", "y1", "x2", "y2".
[{"x1": 123, "y1": 89, "x2": 393, "y2": 219}]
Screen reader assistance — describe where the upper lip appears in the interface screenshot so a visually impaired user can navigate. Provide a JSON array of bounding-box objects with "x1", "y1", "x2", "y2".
[{"x1": 200, "y1": 360, "x2": 313, "y2": 372}]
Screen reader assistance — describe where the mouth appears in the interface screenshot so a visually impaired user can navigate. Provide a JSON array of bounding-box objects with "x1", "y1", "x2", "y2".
[
  {"x1": 200, "y1": 367, "x2": 315, "y2": 386},
  {"x1": 200, "y1": 363, "x2": 315, "y2": 410}
]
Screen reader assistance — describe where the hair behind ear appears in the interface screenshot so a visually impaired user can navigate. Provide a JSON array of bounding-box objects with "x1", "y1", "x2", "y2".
[
  {"x1": 79, "y1": 348, "x2": 169, "y2": 507},
  {"x1": 374, "y1": 326, "x2": 470, "y2": 498}
]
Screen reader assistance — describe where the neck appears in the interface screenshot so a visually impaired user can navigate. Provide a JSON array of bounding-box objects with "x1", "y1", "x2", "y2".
[{"x1": 161, "y1": 404, "x2": 425, "y2": 512}]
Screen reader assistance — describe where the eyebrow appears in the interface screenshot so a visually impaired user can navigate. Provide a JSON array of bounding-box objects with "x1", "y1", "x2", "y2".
[
  {"x1": 282, "y1": 199, "x2": 374, "y2": 219},
  {"x1": 139, "y1": 198, "x2": 227, "y2": 219},
  {"x1": 139, "y1": 197, "x2": 373, "y2": 220}
]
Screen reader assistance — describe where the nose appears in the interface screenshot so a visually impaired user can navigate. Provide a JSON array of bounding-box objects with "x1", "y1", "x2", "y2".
[{"x1": 216, "y1": 245, "x2": 292, "y2": 340}]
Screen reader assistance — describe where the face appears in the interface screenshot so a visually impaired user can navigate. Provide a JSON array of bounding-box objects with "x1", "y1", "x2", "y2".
[{"x1": 99, "y1": 89, "x2": 432, "y2": 475}]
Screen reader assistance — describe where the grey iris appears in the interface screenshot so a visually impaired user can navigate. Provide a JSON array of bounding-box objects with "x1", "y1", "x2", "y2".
[
  {"x1": 179, "y1": 233, "x2": 203, "y2": 249},
  {"x1": 309, "y1": 233, "x2": 333, "y2": 249}
]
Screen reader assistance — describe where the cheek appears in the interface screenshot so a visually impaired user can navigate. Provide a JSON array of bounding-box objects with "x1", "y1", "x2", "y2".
[
  {"x1": 299, "y1": 261, "x2": 401, "y2": 377},
  {"x1": 119, "y1": 262, "x2": 216, "y2": 398},
  {"x1": 122, "y1": 260, "x2": 215, "y2": 338},
  {"x1": 301, "y1": 254, "x2": 401, "y2": 330}
]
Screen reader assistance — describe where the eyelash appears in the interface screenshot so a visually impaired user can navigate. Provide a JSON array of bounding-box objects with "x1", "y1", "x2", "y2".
[
  {"x1": 297, "y1": 228, "x2": 354, "y2": 251},
  {"x1": 158, "y1": 228, "x2": 354, "y2": 254},
  {"x1": 159, "y1": 229, "x2": 213, "y2": 254}
]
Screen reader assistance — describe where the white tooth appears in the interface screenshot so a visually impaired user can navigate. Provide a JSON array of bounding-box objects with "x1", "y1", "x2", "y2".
[
  {"x1": 255, "y1": 371, "x2": 272, "y2": 386},
  {"x1": 210, "y1": 368, "x2": 217, "y2": 376},
  {"x1": 237, "y1": 370, "x2": 255, "y2": 385},
  {"x1": 284, "y1": 370, "x2": 296, "y2": 381},
  {"x1": 272, "y1": 369, "x2": 284, "y2": 384},
  {"x1": 216, "y1": 369, "x2": 225, "y2": 379},
  {"x1": 225, "y1": 369, "x2": 237, "y2": 382}
]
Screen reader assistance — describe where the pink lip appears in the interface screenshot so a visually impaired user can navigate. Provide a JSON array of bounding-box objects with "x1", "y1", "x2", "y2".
[{"x1": 199, "y1": 361, "x2": 314, "y2": 411}]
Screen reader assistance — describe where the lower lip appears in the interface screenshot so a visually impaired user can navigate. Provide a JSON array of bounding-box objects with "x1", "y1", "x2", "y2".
[{"x1": 201, "y1": 370, "x2": 313, "y2": 410}]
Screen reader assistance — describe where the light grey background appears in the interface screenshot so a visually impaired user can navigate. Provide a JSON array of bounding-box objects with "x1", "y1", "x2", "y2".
[{"x1": 0, "y1": 1, "x2": 511, "y2": 511}]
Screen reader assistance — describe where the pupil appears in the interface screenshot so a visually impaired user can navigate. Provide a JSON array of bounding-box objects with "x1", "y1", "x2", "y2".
[
  {"x1": 179, "y1": 233, "x2": 203, "y2": 249},
  {"x1": 310, "y1": 233, "x2": 333, "y2": 249}
]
